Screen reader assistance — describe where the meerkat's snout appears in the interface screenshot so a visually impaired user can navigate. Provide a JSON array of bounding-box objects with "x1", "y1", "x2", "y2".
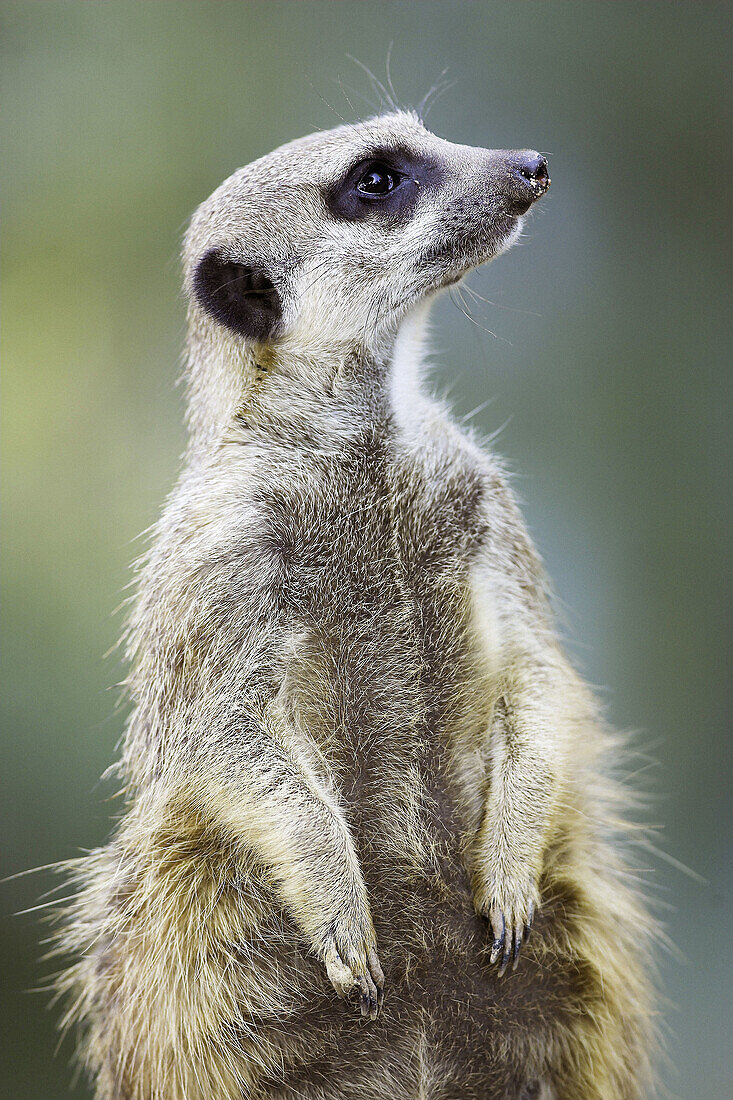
[{"x1": 485, "y1": 150, "x2": 551, "y2": 216}]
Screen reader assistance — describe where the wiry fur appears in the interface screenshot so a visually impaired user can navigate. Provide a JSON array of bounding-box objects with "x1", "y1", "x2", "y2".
[{"x1": 53, "y1": 113, "x2": 656, "y2": 1099}]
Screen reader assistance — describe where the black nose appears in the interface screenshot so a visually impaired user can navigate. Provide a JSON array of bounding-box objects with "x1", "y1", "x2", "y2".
[
  {"x1": 505, "y1": 152, "x2": 551, "y2": 213},
  {"x1": 518, "y1": 153, "x2": 549, "y2": 186}
]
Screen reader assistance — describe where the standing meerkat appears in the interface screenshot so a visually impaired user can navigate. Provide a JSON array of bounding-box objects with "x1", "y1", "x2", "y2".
[{"x1": 56, "y1": 112, "x2": 656, "y2": 1099}]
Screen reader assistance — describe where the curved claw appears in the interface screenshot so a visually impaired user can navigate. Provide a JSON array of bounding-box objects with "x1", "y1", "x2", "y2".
[
  {"x1": 324, "y1": 936, "x2": 384, "y2": 1022},
  {"x1": 349, "y1": 962, "x2": 380, "y2": 1021},
  {"x1": 368, "y1": 946, "x2": 385, "y2": 1011},
  {"x1": 489, "y1": 908, "x2": 506, "y2": 965},
  {"x1": 512, "y1": 925, "x2": 522, "y2": 966},
  {"x1": 497, "y1": 937, "x2": 513, "y2": 977},
  {"x1": 356, "y1": 972, "x2": 378, "y2": 1019},
  {"x1": 524, "y1": 899, "x2": 535, "y2": 943}
]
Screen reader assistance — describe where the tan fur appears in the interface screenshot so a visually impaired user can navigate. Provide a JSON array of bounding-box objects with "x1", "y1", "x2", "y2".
[{"x1": 53, "y1": 112, "x2": 656, "y2": 1099}]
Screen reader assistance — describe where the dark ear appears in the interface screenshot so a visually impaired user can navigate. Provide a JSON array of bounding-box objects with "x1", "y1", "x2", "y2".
[{"x1": 193, "y1": 250, "x2": 282, "y2": 342}]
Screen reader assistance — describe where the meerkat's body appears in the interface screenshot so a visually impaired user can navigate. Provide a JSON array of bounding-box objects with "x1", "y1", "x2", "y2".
[{"x1": 56, "y1": 113, "x2": 655, "y2": 1099}]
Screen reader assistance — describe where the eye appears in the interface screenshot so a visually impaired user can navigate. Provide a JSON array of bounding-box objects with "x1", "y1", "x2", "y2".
[{"x1": 356, "y1": 162, "x2": 402, "y2": 196}]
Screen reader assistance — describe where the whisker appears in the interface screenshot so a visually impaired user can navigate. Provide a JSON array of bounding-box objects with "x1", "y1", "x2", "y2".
[
  {"x1": 332, "y1": 75, "x2": 357, "y2": 117},
  {"x1": 347, "y1": 55, "x2": 398, "y2": 113},
  {"x1": 463, "y1": 280, "x2": 543, "y2": 318},
  {"x1": 418, "y1": 70, "x2": 455, "y2": 120},
  {"x1": 332, "y1": 76, "x2": 380, "y2": 115},
  {"x1": 451, "y1": 287, "x2": 500, "y2": 340},
  {"x1": 385, "y1": 43, "x2": 400, "y2": 110},
  {"x1": 305, "y1": 76, "x2": 347, "y2": 124}
]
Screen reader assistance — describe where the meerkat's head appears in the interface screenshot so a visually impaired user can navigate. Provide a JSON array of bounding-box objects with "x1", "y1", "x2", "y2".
[{"x1": 183, "y1": 111, "x2": 549, "y2": 439}]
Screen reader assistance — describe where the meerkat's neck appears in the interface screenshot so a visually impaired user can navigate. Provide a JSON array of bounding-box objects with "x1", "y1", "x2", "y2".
[{"x1": 183, "y1": 303, "x2": 435, "y2": 458}]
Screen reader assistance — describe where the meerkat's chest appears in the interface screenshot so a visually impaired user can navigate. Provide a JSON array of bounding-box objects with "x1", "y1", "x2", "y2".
[
  {"x1": 252, "y1": 435, "x2": 488, "y2": 620},
  {"x1": 248, "y1": 435, "x2": 493, "y2": 745}
]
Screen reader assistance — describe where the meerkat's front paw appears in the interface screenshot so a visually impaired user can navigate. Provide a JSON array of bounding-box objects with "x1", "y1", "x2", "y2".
[
  {"x1": 474, "y1": 875, "x2": 538, "y2": 977},
  {"x1": 320, "y1": 922, "x2": 385, "y2": 1021}
]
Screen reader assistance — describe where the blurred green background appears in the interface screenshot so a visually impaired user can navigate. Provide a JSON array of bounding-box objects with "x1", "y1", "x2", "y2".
[{"x1": 2, "y1": 2, "x2": 731, "y2": 1096}]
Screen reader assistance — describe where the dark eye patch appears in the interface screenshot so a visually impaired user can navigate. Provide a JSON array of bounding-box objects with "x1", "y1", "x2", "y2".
[
  {"x1": 325, "y1": 145, "x2": 444, "y2": 222},
  {"x1": 193, "y1": 250, "x2": 282, "y2": 342}
]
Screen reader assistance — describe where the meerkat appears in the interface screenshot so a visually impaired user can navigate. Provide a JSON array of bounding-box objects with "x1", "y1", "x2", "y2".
[{"x1": 55, "y1": 111, "x2": 656, "y2": 1100}]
